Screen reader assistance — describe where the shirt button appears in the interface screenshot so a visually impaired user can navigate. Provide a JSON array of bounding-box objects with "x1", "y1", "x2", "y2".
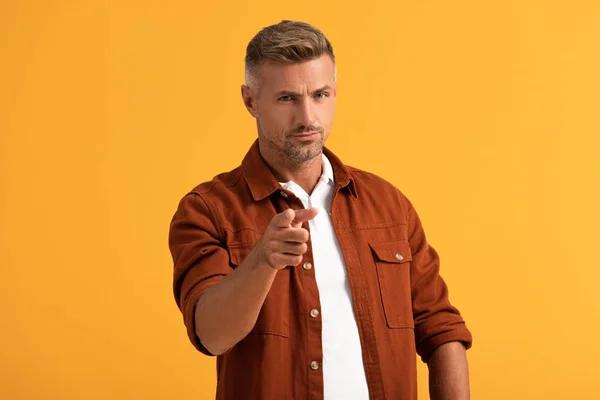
[
  {"x1": 280, "y1": 191, "x2": 288, "y2": 198},
  {"x1": 302, "y1": 262, "x2": 313, "y2": 271},
  {"x1": 310, "y1": 309, "x2": 319, "y2": 318},
  {"x1": 310, "y1": 361, "x2": 319, "y2": 370},
  {"x1": 395, "y1": 252, "x2": 404, "y2": 261}
]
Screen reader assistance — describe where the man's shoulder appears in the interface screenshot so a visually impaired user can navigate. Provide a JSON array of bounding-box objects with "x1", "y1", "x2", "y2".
[
  {"x1": 186, "y1": 165, "x2": 245, "y2": 197},
  {"x1": 346, "y1": 165, "x2": 407, "y2": 198},
  {"x1": 173, "y1": 165, "x2": 249, "y2": 227}
]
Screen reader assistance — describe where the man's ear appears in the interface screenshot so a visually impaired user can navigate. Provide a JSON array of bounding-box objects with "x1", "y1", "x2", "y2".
[{"x1": 241, "y1": 85, "x2": 258, "y2": 118}]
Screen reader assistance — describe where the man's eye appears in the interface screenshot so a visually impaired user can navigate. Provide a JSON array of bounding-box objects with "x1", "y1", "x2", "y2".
[
  {"x1": 278, "y1": 95, "x2": 293, "y2": 101},
  {"x1": 315, "y1": 93, "x2": 329, "y2": 99}
]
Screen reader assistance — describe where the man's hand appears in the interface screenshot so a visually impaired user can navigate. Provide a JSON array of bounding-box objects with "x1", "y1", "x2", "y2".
[{"x1": 255, "y1": 208, "x2": 319, "y2": 270}]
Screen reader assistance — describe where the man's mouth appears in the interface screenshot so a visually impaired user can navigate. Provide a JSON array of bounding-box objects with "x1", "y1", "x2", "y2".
[{"x1": 291, "y1": 131, "x2": 319, "y2": 138}]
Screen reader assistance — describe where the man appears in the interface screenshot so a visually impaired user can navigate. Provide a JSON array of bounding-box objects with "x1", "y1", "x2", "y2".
[{"x1": 169, "y1": 20, "x2": 472, "y2": 400}]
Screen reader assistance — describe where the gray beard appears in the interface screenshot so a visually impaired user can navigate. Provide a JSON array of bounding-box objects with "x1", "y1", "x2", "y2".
[{"x1": 281, "y1": 134, "x2": 324, "y2": 165}]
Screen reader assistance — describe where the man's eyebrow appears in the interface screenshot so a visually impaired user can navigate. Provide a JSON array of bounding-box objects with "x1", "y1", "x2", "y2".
[{"x1": 276, "y1": 85, "x2": 333, "y2": 97}]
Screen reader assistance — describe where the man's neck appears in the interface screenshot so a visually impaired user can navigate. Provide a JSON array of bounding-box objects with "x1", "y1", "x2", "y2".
[{"x1": 259, "y1": 145, "x2": 323, "y2": 196}]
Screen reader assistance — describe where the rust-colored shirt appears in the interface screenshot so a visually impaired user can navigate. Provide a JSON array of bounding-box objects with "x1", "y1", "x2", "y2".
[{"x1": 169, "y1": 140, "x2": 473, "y2": 400}]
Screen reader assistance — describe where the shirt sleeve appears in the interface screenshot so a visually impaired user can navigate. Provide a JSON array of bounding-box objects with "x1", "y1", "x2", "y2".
[
  {"x1": 168, "y1": 192, "x2": 232, "y2": 355},
  {"x1": 402, "y1": 195, "x2": 473, "y2": 363}
]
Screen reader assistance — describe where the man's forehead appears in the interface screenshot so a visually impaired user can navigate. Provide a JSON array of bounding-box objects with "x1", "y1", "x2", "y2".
[{"x1": 258, "y1": 56, "x2": 335, "y2": 89}]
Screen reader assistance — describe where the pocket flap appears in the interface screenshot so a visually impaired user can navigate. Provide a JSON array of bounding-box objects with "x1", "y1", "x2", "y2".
[{"x1": 369, "y1": 241, "x2": 412, "y2": 263}]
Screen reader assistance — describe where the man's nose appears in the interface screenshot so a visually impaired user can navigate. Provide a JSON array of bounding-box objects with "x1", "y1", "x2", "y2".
[{"x1": 296, "y1": 98, "x2": 316, "y2": 129}]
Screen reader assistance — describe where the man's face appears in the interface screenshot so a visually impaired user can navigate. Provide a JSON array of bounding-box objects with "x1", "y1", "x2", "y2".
[{"x1": 242, "y1": 55, "x2": 337, "y2": 165}]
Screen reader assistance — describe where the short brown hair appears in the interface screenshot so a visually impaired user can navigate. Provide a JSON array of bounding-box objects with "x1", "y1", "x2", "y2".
[{"x1": 244, "y1": 20, "x2": 336, "y2": 88}]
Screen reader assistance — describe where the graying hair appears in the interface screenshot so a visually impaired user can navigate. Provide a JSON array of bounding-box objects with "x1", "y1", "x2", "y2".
[{"x1": 244, "y1": 20, "x2": 336, "y2": 90}]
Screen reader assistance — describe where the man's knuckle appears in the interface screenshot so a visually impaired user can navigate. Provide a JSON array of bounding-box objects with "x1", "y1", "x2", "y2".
[{"x1": 302, "y1": 230, "x2": 310, "y2": 242}]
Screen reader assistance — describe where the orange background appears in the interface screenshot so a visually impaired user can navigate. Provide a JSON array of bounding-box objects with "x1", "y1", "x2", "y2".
[{"x1": 1, "y1": 1, "x2": 599, "y2": 399}]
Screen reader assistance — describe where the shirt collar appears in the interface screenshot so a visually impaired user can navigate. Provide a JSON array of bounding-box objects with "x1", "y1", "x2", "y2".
[
  {"x1": 241, "y1": 139, "x2": 357, "y2": 202},
  {"x1": 321, "y1": 152, "x2": 334, "y2": 184}
]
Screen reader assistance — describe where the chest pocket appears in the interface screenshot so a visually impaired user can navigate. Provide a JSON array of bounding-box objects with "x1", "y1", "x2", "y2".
[
  {"x1": 369, "y1": 241, "x2": 414, "y2": 329},
  {"x1": 228, "y1": 242, "x2": 290, "y2": 338}
]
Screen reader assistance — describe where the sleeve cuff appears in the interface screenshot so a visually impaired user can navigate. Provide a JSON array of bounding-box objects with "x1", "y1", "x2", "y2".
[
  {"x1": 416, "y1": 322, "x2": 473, "y2": 363},
  {"x1": 182, "y1": 281, "x2": 219, "y2": 356}
]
